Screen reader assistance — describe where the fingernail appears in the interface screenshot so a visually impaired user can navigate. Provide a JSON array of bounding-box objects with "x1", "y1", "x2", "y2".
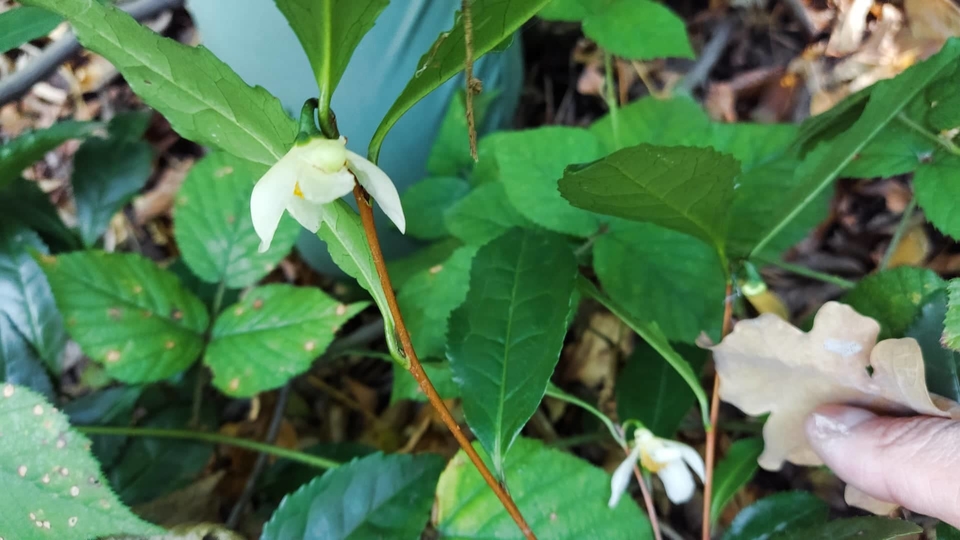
[{"x1": 809, "y1": 407, "x2": 876, "y2": 440}]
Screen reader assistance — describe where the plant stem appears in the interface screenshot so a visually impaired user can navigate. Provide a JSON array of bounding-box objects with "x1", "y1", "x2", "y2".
[
  {"x1": 751, "y1": 254, "x2": 856, "y2": 289},
  {"x1": 462, "y1": 0, "x2": 479, "y2": 161},
  {"x1": 879, "y1": 198, "x2": 919, "y2": 270},
  {"x1": 702, "y1": 281, "x2": 734, "y2": 540},
  {"x1": 896, "y1": 113, "x2": 960, "y2": 156},
  {"x1": 78, "y1": 424, "x2": 339, "y2": 470},
  {"x1": 190, "y1": 280, "x2": 227, "y2": 427},
  {"x1": 352, "y1": 185, "x2": 537, "y2": 540},
  {"x1": 632, "y1": 463, "x2": 662, "y2": 540},
  {"x1": 544, "y1": 384, "x2": 623, "y2": 446},
  {"x1": 604, "y1": 53, "x2": 622, "y2": 150}
]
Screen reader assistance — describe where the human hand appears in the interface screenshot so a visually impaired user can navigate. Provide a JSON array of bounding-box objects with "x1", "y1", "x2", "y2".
[{"x1": 806, "y1": 405, "x2": 960, "y2": 528}]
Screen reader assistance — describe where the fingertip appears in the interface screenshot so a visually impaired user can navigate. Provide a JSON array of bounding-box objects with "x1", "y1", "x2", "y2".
[{"x1": 806, "y1": 405, "x2": 878, "y2": 443}]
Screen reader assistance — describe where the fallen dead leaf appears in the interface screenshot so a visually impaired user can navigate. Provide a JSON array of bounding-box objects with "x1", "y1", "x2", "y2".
[{"x1": 826, "y1": 0, "x2": 875, "y2": 57}]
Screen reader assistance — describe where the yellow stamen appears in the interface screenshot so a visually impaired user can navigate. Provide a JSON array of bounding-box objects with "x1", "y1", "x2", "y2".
[
  {"x1": 639, "y1": 449, "x2": 667, "y2": 473},
  {"x1": 293, "y1": 182, "x2": 304, "y2": 199}
]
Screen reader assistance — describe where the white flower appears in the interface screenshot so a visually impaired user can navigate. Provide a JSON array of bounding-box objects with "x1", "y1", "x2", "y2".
[
  {"x1": 608, "y1": 428, "x2": 705, "y2": 508},
  {"x1": 250, "y1": 136, "x2": 405, "y2": 252}
]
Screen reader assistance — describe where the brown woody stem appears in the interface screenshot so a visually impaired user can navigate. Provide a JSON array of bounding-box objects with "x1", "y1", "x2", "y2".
[
  {"x1": 702, "y1": 281, "x2": 734, "y2": 540},
  {"x1": 631, "y1": 458, "x2": 662, "y2": 540},
  {"x1": 352, "y1": 185, "x2": 536, "y2": 539}
]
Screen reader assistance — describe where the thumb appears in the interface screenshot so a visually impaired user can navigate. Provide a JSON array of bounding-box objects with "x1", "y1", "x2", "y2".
[{"x1": 805, "y1": 405, "x2": 960, "y2": 527}]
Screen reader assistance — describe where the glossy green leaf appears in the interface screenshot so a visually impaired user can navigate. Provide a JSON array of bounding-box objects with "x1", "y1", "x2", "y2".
[
  {"x1": 839, "y1": 121, "x2": 933, "y2": 179},
  {"x1": 905, "y1": 289, "x2": 960, "y2": 401},
  {"x1": 387, "y1": 238, "x2": 462, "y2": 290},
  {"x1": 749, "y1": 38, "x2": 960, "y2": 256},
  {"x1": 914, "y1": 151, "x2": 960, "y2": 239},
  {"x1": 926, "y1": 64, "x2": 960, "y2": 130},
  {"x1": 262, "y1": 452, "x2": 444, "y2": 540},
  {"x1": 0, "y1": 385, "x2": 162, "y2": 539},
  {"x1": 392, "y1": 360, "x2": 459, "y2": 403},
  {"x1": 0, "y1": 313, "x2": 53, "y2": 399},
  {"x1": 944, "y1": 279, "x2": 960, "y2": 351},
  {"x1": 710, "y1": 438, "x2": 763, "y2": 524},
  {"x1": 0, "y1": 179, "x2": 79, "y2": 251},
  {"x1": 795, "y1": 86, "x2": 871, "y2": 153},
  {"x1": 0, "y1": 6, "x2": 61, "y2": 53},
  {"x1": 778, "y1": 517, "x2": 921, "y2": 539},
  {"x1": 73, "y1": 114, "x2": 153, "y2": 247},
  {"x1": 709, "y1": 123, "x2": 798, "y2": 170},
  {"x1": 435, "y1": 438, "x2": 653, "y2": 539},
  {"x1": 590, "y1": 96, "x2": 711, "y2": 152},
  {"x1": 428, "y1": 90, "x2": 499, "y2": 177},
  {"x1": 39, "y1": 251, "x2": 209, "y2": 383},
  {"x1": 259, "y1": 442, "x2": 375, "y2": 507},
  {"x1": 64, "y1": 386, "x2": 142, "y2": 470},
  {"x1": 444, "y1": 182, "x2": 532, "y2": 246},
  {"x1": 398, "y1": 246, "x2": 476, "y2": 360},
  {"x1": 0, "y1": 121, "x2": 101, "y2": 189},
  {"x1": 174, "y1": 152, "x2": 300, "y2": 288},
  {"x1": 842, "y1": 267, "x2": 945, "y2": 339},
  {"x1": 370, "y1": 0, "x2": 553, "y2": 162},
  {"x1": 274, "y1": 0, "x2": 389, "y2": 113},
  {"x1": 538, "y1": 0, "x2": 595, "y2": 20},
  {"x1": 206, "y1": 284, "x2": 366, "y2": 397},
  {"x1": 582, "y1": 0, "x2": 692, "y2": 60},
  {"x1": 616, "y1": 341, "x2": 706, "y2": 437},
  {"x1": 937, "y1": 523, "x2": 960, "y2": 540},
  {"x1": 0, "y1": 225, "x2": 65, "y2": 371},
  {"x1": 491, "y1": 127, "x2": 605, "y2": 237},
  {"x1": 594, "y1": 221, "x2": 726, "y2": 343},
  {"x1": 447, "y1": 229, "x2": 577, "y2": 476},
  {"x1": 721, "y1": 492, "x2": 828, "y2": 540},
  {"x1": 400, "y1": 177, "x2": 471, "y2": 240},
  {"x1": 20, "y1": 0, "x2": 297, "y2": 168},
  {"x1": 560, "y1": 144, "x2": 739, "y2": 251}
]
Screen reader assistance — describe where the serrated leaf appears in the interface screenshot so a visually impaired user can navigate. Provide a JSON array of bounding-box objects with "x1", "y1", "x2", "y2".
[
  {"x1": 444, "y1": 182, "x2": 532, "y2": 246},
  {"x1": 370, "y1": 0, "x2": 553, "y2": 162},
  {"x1": 262, "y1": 452, "x2": 444, "y2": 540},
  {"x1": 582, "y1": 0, "x2": 692, "y2": 60},
  {"x1": 0, "y1": 121, "x2": 102, "y2": 189},
  {"x1": 560, "y1": 144, "x2": 740, "y2": 251},
  {"x1": 914, "y1": 151, "x2": 960, "y2": 239},
  {"x1": 274, "y1": 0, "x2": 389, "y2": 113},
  {"x1": 710, "y1": 438, "x2": 763, "y2": 524},
  {"x1": 64, "y1": 386, "x2": 142, "y2": 470},
  {"x1": 259, "y1": 442, "x2": 375, "y2": 507},
  {"x1": 400, "y1": 176, "x2": 471, "y2": 241},
  {"x1": 428, "y1": 90, "x2": 500, "y2": 177},
  {"x1": 391, "y1": 361, "x2": 459, "y2": 403},
  {"x1": 0, "y1": 6, "x2": 61, "y2": 53},
  {"x1": 778, "y1": 517, "x2": 921, "y2": 539},
  {"x1": 0, "y1": 384, "x2": 162, "y2": 539},
  {"x1": 39, "y1": 251, "x2": 208, "y2": 383},
  {"x1": 721, "y1": 492, "x2": 828, "y2": 540},
  {"x1": 616, "y1": 341, "x2": 706, "y2": 437},
  {"x1": 0, "y1": 179, "x2": 79, "y2": 252},
  {"x1": 174, "y1": 152, "x2": 300, "y2": 288},
  {"x1": 206, "y1": 284, "x2": 365, "y2": 397},
  {"x1": 447, "y1": 229, "x2": 577, "y2": 476},
  {"x1": 0, "y1": 314, "x2": 53, "y2": 399},
  {"x1": 944, "y1": 279, "x2": 960, "y2": 351},
  {"x1": 905, "y1": 289, "x2": 960, "y2": 401},
  {"x1": 73, "y1": 114, "x2": 154, "y2": 247},
  {"x1": 491, "y1": 127, "x2": 605, "y2": 237},
  {"x1": 709, "y1": 123, "x2": 798, "y2": 170},
  {"x1": 435, "y1": 438, "x2": 653, "y2": 539},
  {"x1": 840, "y1": 121, "x2": 934, "y2": 179},
  {"x1": 594, "y1": 221, "x2": 726, "y2": 343},
  {"x1": 0, "y1": 225, "x2": 66, "y2": 371},
  {"x1": 590, "y1": 96, "x2": 712, "y2": 152},
  {"x1": 842, "y1": 266, "x2": 945, "y2": 339},
  {"x1": 20, "y1": 0, "x2": 297, "y2": 169},
  {"x1": 926, "y1": 63, "x2": 960, "y2": 131},
  {"x1": 386, "y1": 238, "x2": 462, "y2": 291}
]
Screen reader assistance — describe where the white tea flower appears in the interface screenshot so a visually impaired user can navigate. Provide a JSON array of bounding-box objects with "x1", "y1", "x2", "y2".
[
  {"x1": 609, "y1": 427, "x2": 705, "y2": 507},
  {"x1": 250, "y1": 136, "x2": 405, "y2": 252}
]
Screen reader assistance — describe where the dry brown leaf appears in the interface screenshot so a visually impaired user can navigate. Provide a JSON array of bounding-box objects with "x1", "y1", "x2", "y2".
[
  {"x1": 904, "y1": 0, "x2": 960, "y2": 41},
  {"x1": 712, "y1": 301, "x2": 960, "y2": 472},
  {"x1": 827, "y1": 0, "x2": 875, "y2": 56},
  {"x1": 881, "y1": 224, "x2": 930, "y2": 268}
]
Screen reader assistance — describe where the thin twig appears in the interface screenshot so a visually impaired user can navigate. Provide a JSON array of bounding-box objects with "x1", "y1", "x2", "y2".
[
  {"x1": 751, "y1": 254, "x2": 856, "y2": 289},
  {"x1": 631, "y1": 459, "x2": 663, "y2": 540},
  {"x1": 352, "y1": 185, "x2": 536, "y2": 539},
  {"x1": 702, "y1": 281, "x2": 734, "y2": 540},
  {"x1": 678, "y1": 17, "x2": 736, "y2": 94},
  {"x1": 225, "y1": 383, "x2": 291, "y2": 528},
  {"x1": 603, "y1": 53, "x2": 622, "y2": 149},
  {"x1": 879, "y1": 198, "x2": 919, "y2": 270},
  {"x1": 462, "y1": 0, "x2": 480, "y2": 161}
]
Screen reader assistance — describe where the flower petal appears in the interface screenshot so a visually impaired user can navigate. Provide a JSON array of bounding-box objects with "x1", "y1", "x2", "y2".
[
  {"x1": 608, "y1": 444, "x2": 643, "y2": 508},
  {"x1": 297, "y1": 168, "x2": 355, "y2": 204},
  {"x1": 657, "y1": 458, "x2": 696, "y2": 504},
  {"x1": 251, "y1": 154, "x2": 300, "y2": 252},
  {"x1": 285, "y1": 197, "x2": 326, "y2": 236},
  {"x1": 676, "y1": 443, "x2": 706, "y2": 482},
  {"x1": 347, "y1": 150, "x2": 406, "y2": 233}
]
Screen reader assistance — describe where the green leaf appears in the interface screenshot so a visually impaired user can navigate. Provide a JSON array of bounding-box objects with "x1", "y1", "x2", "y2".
[
  {"x1": 447, "y1": 229, "x2": 578, "y2": 476},
  {"x1": 708, "y1": 123, "x2": 798, "y2": 171},
  {"x1": 274, "y1": 0, "x2": 389, "y2": 114},
  {"x1": 64, "y1": 386, "x2": 142, "y2": 470},
  {"x1": 944, "y1": 279, "x2": 960, "y2": 351},
  {"x1": 401, "y1": 177, "x2": 471, "y2": 241},
  {"x1": 926, "y1": 63, "x2": 960, "y2": 131},
  {"x1": 0, "y1": 179, "x2": 79, "y2": 251},
  {"x1": 398, "y1": 246, "x2": 477, "y2": 360},
  {"x1": 491, "y1": 127, "x2": 605, "y2": 237},
  {"x1": 842, "y1": 267, "x2": 945, "y2": 339},
  {"x1": 905, "y1": 289, "x2": 960, "y2": 401},
  {"x1": 937, "y1": 523, "x2": 960, "y2": 540},
  {"x1": 914, "y1": 151, "x2": 960, "y2": 239},
  {"x1": 560, "y1": 144, "x2": 740, "y2": 252},
  {"x1": 538, "y1": 0, "x2": 595, "y2": 20},
  {"x1": 206, "y1": 284, "x2": 366, "y2": 397},
  {"x1": 174, "y1": 152, "x2": 300, "y2": 288},
  {"x1": 20, "y1": 0, "x2": 297, "y2": 169},
  {"x1": 581, "y1": 0, "x2": 692, "y2": 60},
  {"x1": 749, "y1": 38, "x2": 960, "y2": 256},
  {"x1": 73, "y1": 114, "x2": 154, "y2": 247},
  {"x1": 369, "y1": 0, "x2": 553, "y2": 162},
  {"x1": 710, "y1": 438, "x2": 763, "y2": 524},
  {"x1": 39, "y1": 251, "x2": 209, "y2": 383},
  {"x1": 435, "y1": 438, "x2": 653, "y2": 539},
  {"x1": 721, "y1": 492, "x2": 828, "y2": 540},
  {"x1": 0, "y1": 225, "x2": 65, "y2": 371},
  {"x1": 590, "y1": 96, "x2": 711, "y2": 152},
  {"x1": 392, "y1": 360, "x2": 459, "y2": 403},
  {"x1": 0, "y1": 384, "x2": 162, "y2": 539},
  {"x1": 594, "y1": 221, "x2": 726, "y2": 343},
  {"x1": 839, "y1": 121, "x2": 933, "y2": 179},
  {"x1": 616, "y1": 341, "x2": 706, "y2": 437},
  {"x1": 262, "y1": 452, "x2": 444, "y2": 540},
  {"x1": 0, "y1": 6, "x2": 61, "y2": 53},
  {"x1": 778, "y1": 517, "x2": 921, "y2": 540},
  {"x1": 0, "y1": 313, "x2": 53, "y2": 399},
  {"x1": 387, "y1": 238, "x2": 462, "y2": 290},
  {"x1": 0, "y1": 121, "x2": 101, "y2": 189},
  {"x1": 428, "y1": 90, "x2": 500, "y2": 177},
  {"x1": 259, "y1": 442, "x2": 376, "y2": 507},
  {"x1": 444, "y1": 182, "x2": 532, "y2": 246}
]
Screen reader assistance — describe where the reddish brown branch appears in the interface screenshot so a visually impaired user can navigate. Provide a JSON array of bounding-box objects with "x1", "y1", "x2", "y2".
[
  {"x1": 702, "y1": 281, "x2": 734, "y2": 540},
  {"x1": 631, "y1": 458, "x2": 663, "y2": 540}
]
